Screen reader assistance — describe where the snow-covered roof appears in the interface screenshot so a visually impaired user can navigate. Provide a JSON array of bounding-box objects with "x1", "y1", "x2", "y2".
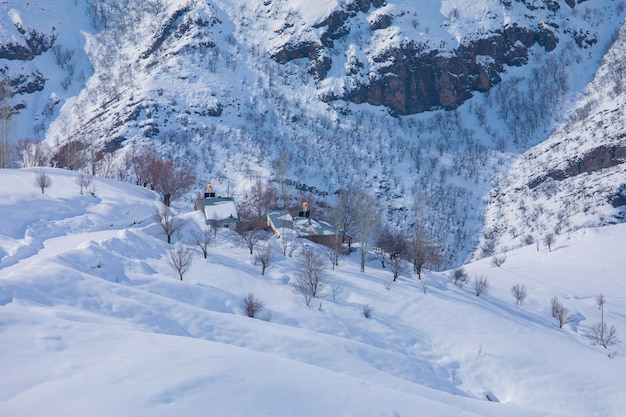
[
  {"x1": 267, "y1": 210, "x2": 293, "y2": 231},
  {"x1": 293, "y1": 216, "x2": 340, "y2": 237},
  {"x1": 203, "y1": 197, "x2": 238, "y2": 222}
]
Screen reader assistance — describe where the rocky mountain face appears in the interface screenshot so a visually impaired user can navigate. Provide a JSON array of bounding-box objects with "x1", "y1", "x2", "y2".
[
  {"x1": 1, "y1": 0, "x2": 625, "y2": 267},
  {"x1": 268, "y1": 0, "x2": 588, "y2": 115}
]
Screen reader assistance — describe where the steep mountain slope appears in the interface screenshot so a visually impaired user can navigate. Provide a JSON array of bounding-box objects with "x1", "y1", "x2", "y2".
[
  {"x1": 479, "y1": 22, "x2": 626, "y2": 257},
  {"x1": 2, "y1": 1, "x2": 625, "y2": 266},
  {"x1": 0, "y1": 168, "x2": 625, "y2": 417}
]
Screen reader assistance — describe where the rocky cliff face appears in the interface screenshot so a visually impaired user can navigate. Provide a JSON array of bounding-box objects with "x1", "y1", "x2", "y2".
[
  {"x1": 342, "y1": 24, "x2": 558, "y2": 114},
  {"x1": 268, "y1": 0, "x2": 592, "y2": 115},
  {"x1": 0, "y1": 19, "x2": 55, "y2": 97}
]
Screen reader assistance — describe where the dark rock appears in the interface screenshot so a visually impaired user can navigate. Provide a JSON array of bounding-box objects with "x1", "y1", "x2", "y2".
[
  {"x1": 270, "y1": 40, "x2": 331, "y2": 79},
  {"x1": 609, "y1": 184, "x2": 626, "y2": 208},
  {"x1": 314, "y1": 9, "x2": 355, "y2": 47},
  {"x1": 370, "y1": 14, "x2": 392, "y2": 31},
  {"x1": 355, "y1": 0, "x2": 371, "y2": 12},
  {"x1": 141, "y1": 6, "x2": 190, "y2": 60},
  {"x1": 529, "y1": 144, "x2": 626, "y2": 189},
  {"x1": 207, "y1": 102, "x2": 223, "y2": 117},
  {"x1": 334, "y1": 24, "x2": 559, "y2": 115}
]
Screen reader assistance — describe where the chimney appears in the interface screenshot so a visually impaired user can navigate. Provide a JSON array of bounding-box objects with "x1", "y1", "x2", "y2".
[
  {"x1": 204, "y1": 184, "x2": 216, "y2": 198},
  {"x1": 298, "y1": 202, "x2": 310, "y2": 218}
]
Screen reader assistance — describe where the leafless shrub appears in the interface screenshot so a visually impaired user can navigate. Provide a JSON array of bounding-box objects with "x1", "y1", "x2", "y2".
[
  {"x1": 384, "y1": 277, "x2": 394, "y2": 290},
  {"x1": 242, "y1": 293, "x2": 264, "y2": 318},
  {"x1": 166, "y1": 243, "x2": 194, "y2": 281},
  {"x1": 254, "y1": 243, "x2": 275, "y2": 275},
  {"x1": 473, "y1": 275, "x2": 490, "y2": 297},
  {"x1": 551, "y1": 296, "x2": 574, "y2": 328},
  {"x1": 330, "y1": 283, "x2": 343, "y2": 300},
  {"x1": 451, "y1": 267, "x2": 469, "y2": 288},
  {"x1": 362, "y1": 304, "x2": 373, "y2": 318},
  {"x1": 491, "y1": 253, "x2": 506, "y2": 268},
  {"x1": 585, "y1": 322, "x2": 620, "y2": 349},
  {"x1": 34, "y1": 168, "x2": 52, "y2": 193},
  {"x1": 511, "y1": 283, "x2": 527, "y2": 307}
]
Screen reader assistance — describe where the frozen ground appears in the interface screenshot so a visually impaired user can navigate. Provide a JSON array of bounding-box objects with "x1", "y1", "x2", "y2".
[{"x1": 0, "y1": 168, "x2": 624, "y2": 416}]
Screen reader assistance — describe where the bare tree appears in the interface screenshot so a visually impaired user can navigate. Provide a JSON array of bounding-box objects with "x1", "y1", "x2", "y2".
[
  {"x1": 15, "y1": 138, "x2": 49, "y2": 168},
  {"x1": 75, "y1": 172, "x2": 93, "y2": 195},
  {"x1": 551, "y1": 296, "x2": 574, "y2": 328},
  {"x1": 585, "y1": 294, "x2": 620, "y2": 349},
  {"x1": 294, "y1": 246, "x2": 326, "y2": 306},
  {"x1": 239, "y1": 179, "x2": 279, "y2": 224},
  {"x1": 242, "y1": 293, "x2": 264, "y2": 318},
  {"x1": 451, "y1": 267, "x2": 469, "y2": 288},
  {"x1": 473, "y1": 275, "x2": 490, "y2": 296},
  {"x1": 130, "y1": 145, "x2": 158, "y2": 187},
  {"x1": 408, "y1": 229, "x2": 440, "y2": 279},
  {"x1": 544, "y1": 233, "x2": 555, "y2": 252},
  {"x1": 272, "y1": 148, "x2": 291, "y2": 208},
  {"x1": 0, "y1": 80, "x2": 12, "y2": 169},
  {"x1": 331, "y1": 186, "x2": 360, "y2": 247},
  {"x1": 235, "y1": 220, "x2": 268, "y2": 254},
  {"x1": 254, "y1": 243, "x2": 275, "y2": 275},
  {"x1": 350, "y1": 189, "x2": 380, "y2": 273},
  {"x1": 154, "y1": 205, "x2": 186, "y2": 244},
  {"x1": 511, "y1": 283, "x2": 527, "y2": 307},
  {"x1": 323, "y1": 240, "x2": 341, "y2": 270},
  {"x1": 166, "y1": 243, "x2": 194, "y2": 280},
  {"x1": 191, "y1": 225, "x2": 214, "y2": 258},
  {"x1": 34, "y1": 168, "x2": 52, "y2": 194},
  {"x1": 278, "y1": 227, "x2": 299, "y2": 257},
  {"x1": 389, "y1": 255, "x2": 407, "y2": 282},
  {"x1": 147, "y1": 158, "x2": 196, "y2": 206},
  {"x1": 585, "y1": 322, "x2": 620, "y2": 349}
]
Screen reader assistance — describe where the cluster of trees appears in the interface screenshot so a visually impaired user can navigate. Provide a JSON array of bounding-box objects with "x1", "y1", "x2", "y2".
[{"x1": 129, "y1": 145, "x2": 196, "y2": 206}]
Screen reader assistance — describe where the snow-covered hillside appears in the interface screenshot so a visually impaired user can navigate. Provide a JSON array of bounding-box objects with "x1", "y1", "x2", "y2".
[
  {"x1": 0, "y1": 168, "x2": 625, "y2": 416},
  {"x1": 2, "y1": 0, "x2": 626, "y2": 267},
  {"x1": 480, "y1": 21, "x2": 626, "y2": 257}
]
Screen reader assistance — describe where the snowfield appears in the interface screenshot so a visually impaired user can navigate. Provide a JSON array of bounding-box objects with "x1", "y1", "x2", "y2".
[{"x1": 0, "y1": 168, "x2": 625, "y2": 416}]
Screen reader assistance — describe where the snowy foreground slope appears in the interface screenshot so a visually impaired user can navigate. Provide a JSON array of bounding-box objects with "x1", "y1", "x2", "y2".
[{"x1": 0, "y1": 169, "x2": 625, "y2": 417}]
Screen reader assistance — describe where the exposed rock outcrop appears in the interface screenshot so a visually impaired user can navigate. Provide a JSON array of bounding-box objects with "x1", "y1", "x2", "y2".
[
  {"x1": 0, "y1": 28, "x2": 56, "y2": 61},
  {"x1": 341, "y1": 24, "x2": 558, "y2": 115},
  {"x1": 528, "y1": 142, "x2": 626, "y2": 189},
  {"x1": 269, "y1": 0, "x2": 562, "y2": 115}
]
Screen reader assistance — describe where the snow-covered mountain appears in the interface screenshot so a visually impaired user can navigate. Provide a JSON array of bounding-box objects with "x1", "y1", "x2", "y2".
[
  {"x1": 0, "y1": 168, "x2": 625, "y2": 417},
  {"x1": 2, "y1": 0, "x2": 626, "y2": 266},
  {"x1": 479, "y1": 22, "x2": 626, "y2": 257}
]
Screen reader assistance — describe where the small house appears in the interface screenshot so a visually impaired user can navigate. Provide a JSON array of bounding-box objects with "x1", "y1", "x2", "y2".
[
  {"x1": 194, "y1": 185, "x2": 238, "y2": 230},
  {"x1": 267, "y1": 203, "x2": 343, "y2": 249}
]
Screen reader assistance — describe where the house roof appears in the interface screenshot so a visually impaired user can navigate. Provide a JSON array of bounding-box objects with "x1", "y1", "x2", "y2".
[
  {"x1": 293, "y1": 216, "x2": 340, "y2": 237},
  {"x1": 203, "y1": 197, "x2": 238, "y2": 221},
  {"x1": 267, "y1": 210, "x2": 293, "y2": 231}
]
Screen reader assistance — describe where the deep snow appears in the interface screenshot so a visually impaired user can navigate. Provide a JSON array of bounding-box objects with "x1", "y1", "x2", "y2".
[{"x1": 0, "y1": 168, "x2": 625, "y2": 416}]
